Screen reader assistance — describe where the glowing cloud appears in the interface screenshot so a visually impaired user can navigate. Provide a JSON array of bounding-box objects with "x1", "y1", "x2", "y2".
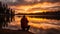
[{"x1": 9, "y1": 2, "x2": 60, "y2": 13}]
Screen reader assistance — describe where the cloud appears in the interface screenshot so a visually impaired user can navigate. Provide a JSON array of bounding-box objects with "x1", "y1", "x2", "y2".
[
  {"x1": 0, "y1": 0, "x2": 16, "y2": 3},
  {"x1": 0, "y1": 0, "x2": 60, "y2": 5},
  {"x1": 9, "y1": 2, "x2": 60, "y2": 13},
  {"x1": 1, "y1": 0, "x2": 60, "y2": 13},
  {"x1": 40, "y1": 0, "x2": 60, "y2": 2}
]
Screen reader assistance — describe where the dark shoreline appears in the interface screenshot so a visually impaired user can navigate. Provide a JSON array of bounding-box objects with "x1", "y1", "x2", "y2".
[
  {"x1": 28, "y1": 15, "x2": 60, "y2": 20},
  {"x1": 0, "y1": 29, "x2": 34, "y2": 34}
]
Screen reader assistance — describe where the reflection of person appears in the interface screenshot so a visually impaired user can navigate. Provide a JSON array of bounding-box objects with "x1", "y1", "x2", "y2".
[{"x1": 21, "y1": 15, "x2": 30, "y2": 31}]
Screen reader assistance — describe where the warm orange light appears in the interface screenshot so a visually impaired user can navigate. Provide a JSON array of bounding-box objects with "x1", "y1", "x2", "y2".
[
  {"x1": 9, "y1": 16, "x2": 60, "y2": 30},
  {"x1": 9, "y1": 2, "x2": 59, "y2": 14},
  {"x1": 33, "y1": 11, "x2": 42, "y2": 13}
]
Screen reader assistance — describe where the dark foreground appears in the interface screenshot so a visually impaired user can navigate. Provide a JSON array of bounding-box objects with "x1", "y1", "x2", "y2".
[
  {"x1": 0, "y1": 29, "x2": 34, "y2": 34},
  {"x1": 0, "y1": 28, "x2": 60, "y2": 34}
]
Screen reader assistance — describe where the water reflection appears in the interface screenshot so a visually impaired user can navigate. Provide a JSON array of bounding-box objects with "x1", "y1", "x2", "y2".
[{"x1": 3, "y1": 15, "x2": 60, "y2": 34}]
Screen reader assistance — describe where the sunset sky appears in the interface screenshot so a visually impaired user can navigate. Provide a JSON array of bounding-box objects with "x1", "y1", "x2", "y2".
[
  {"x1": 0, "y1": 0, "x2": 60, "y2": 13},
  {"x1": 0, "y1": 0, "x2": 60, "y2": 32}
]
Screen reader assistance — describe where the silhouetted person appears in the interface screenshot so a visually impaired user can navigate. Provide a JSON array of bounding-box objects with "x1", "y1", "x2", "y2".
[{"x1": 21, "y1": 15, "x2": 30, "y2": 31}]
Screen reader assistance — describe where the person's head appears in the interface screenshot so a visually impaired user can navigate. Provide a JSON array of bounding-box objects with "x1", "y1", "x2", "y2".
[{"x1": 23, "y1": 15, "x2": 25, "y2": 18}]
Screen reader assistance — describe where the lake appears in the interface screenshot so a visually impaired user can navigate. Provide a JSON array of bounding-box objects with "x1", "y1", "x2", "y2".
[{"x1": 3, "y1": 15, "x2": 60, "y2": 34}]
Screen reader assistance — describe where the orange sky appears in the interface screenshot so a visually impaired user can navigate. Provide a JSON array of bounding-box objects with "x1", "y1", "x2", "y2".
[{"x1": 9, "y1": 2, "x2": 60, "y2": 14}]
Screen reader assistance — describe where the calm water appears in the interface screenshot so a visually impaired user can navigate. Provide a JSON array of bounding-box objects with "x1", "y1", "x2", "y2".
[{"x1": 3, "y1": 15, "x2": 60, "y2": 34}]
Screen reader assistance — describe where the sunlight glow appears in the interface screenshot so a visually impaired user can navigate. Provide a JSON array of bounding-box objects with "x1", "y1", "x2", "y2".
[
  {"x1": 33, "y1": 11, "x2": 42, "y2": 13},
  {"x1": 9, "y1": 2, "x2": 60, "y2": 13},
  {"x1": 9, "y1": 16, "x2": 60, "y2": 30}
]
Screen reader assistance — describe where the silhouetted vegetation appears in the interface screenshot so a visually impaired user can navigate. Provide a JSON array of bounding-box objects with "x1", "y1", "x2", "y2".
[
  {"x1": 16, "y1": 11, "x2": 60, "y2": 20},
  {"x1": 16, "y1": 11, "x2": 60, "y2": 15},
  {"x1": 0, "y1": 2, "x2": 15, "y2": 29}
]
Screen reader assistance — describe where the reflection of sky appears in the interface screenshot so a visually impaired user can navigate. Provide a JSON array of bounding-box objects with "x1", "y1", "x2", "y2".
[
  {"x1": 8, "y1": 16, "x2": 60, "y2": 29},
  {"x1": 0, "y1": 0, "x2": 60, "y2": 13},
  {"x1": 3, "y1": 16, "x2": 60, "y2": 34}
]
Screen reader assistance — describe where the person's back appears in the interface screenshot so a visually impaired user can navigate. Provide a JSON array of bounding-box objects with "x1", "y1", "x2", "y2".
[
  {"x1": 21, "y1": 16, "x2": 28, "y2": 27},
  {"x1": 21, "y1": 15, "x2": 30, "y2": 31}
]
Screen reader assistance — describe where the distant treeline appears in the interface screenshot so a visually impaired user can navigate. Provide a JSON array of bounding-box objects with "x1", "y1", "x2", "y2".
[{"x1": 16, "y1": 11, "x2": 60, "y2": 15}]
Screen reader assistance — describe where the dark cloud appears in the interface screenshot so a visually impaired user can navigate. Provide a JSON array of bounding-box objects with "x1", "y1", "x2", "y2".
[
  {"x1": 40, "y1": 0, "x2": 60, "y2": 3},
  {"x1": 15, "y1": 0, "x2": 25, "y2": 4},
  {"x1": 0, "y1": 0, "x2": 60, "y2": 5},
  {"x1": 14, "y1": 0, "x2": 60, "y2": 4}
]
